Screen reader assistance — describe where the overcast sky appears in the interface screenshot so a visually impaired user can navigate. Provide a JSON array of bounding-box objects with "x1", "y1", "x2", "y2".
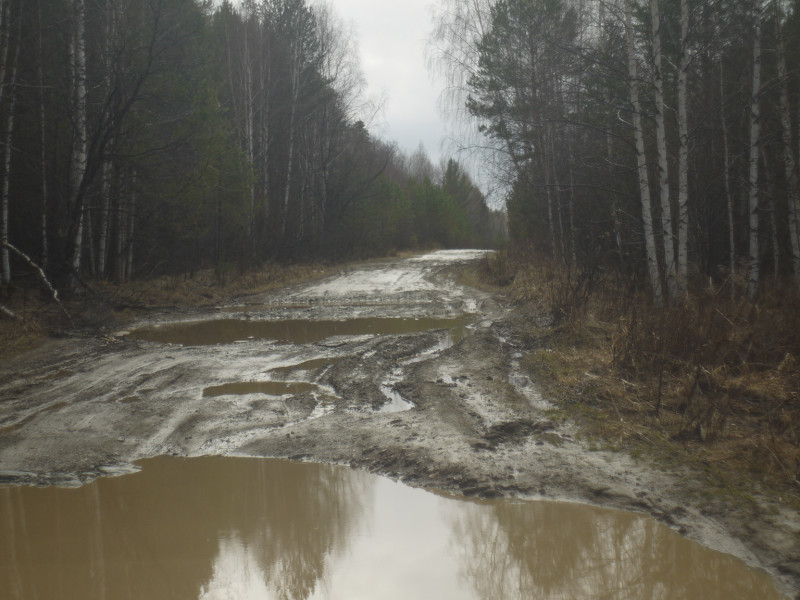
[{"x1": 326, "y1": 0, "x2": 448, "y2": 164}]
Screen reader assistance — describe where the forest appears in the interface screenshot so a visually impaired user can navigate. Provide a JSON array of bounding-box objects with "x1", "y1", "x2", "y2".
[
  {"x1": 430, "y1": 0, "x2": 800, "y2": 485},
  {"x1": 0, "y1": 0, "x2": 505, "y2": 294},
  {"x1": 433, "y1": 0, "x2": 800, "y2": 302}
]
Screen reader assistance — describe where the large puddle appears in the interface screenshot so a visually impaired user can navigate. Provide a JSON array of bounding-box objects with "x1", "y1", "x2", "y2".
[
  {"x1": 129, "y1": 316, "x2": 475, "y2": 346},
  {"x1": 0, "y1": 457, "x2": 783, "y2": 599}
]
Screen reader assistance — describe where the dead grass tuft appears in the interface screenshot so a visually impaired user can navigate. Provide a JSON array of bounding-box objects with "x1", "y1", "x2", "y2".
[
  {"x1": 494, "y1": 250, "x2": 800, "y2": 497},
  {"x1": 96, "y1": 262, "x2": 333, "y2": 310},
  {"x1": 0, "y1": 317, "x2": 48, "y2": 359}
]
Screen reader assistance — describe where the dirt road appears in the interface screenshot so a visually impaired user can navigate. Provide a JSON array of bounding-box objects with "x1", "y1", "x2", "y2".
[{"x1": 0, "y1": 250, "x2": 798, "y2": 597}]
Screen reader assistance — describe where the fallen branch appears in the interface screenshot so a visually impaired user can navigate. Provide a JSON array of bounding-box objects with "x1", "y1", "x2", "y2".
[
  {"x1": 1, "y1": 242, "x2": 74, "y2": 326},
  {"x1": 0, "y1": 302, "x2": 21, "y2": 320}
]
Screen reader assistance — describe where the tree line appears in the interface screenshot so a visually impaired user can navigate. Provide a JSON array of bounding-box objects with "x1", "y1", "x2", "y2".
[
  {"x1": 0, "y1": 0, "x2": 505, "y2": 292},
  {"x1": 432, "y1": 0, "x2": 800, "y2": 302}
]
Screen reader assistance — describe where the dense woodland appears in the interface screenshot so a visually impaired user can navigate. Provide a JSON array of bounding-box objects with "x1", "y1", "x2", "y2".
[
  {"x1": 431, "y1": 0, "x2": 800, "y2": 483},
  {"x1": 0, "y1": 0, "x2": 505, "y2": 291},
  {"x1": 2, "y1": 0, "x2": 799, "y2": 304},
  {"x1": 432, "y1": 0, "x2": 800, "y2": 302}
]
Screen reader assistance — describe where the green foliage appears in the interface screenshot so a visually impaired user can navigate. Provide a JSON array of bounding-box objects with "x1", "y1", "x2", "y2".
[{"x1": 324, "y1": 154, "x2": 504, "y2": 259}]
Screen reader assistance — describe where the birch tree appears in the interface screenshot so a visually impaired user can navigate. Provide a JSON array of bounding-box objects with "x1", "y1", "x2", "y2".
[
  {"x1": 0, "y1": 0, "x2": 20, "y2": 286},
  {"x1": 748, "y1": 0, "x2": 763, "y2": 299},
  {"x1": 68, "y1": 0, "x2": 88, "y2": 285},
  {"x1": 625, "y1": 0, "x2": 662, "y2": 303},
  {"x1": 279, "y1": 1, "x2": 307, "y2": 237},
  {"x1": 651, "y1": 0, "x2": 676, "y2": 300}
]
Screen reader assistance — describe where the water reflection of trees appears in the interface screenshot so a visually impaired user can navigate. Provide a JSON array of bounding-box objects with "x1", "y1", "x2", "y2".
[
  {"x1": 229, "y1": 458, "x2": 371, "y2": 600},
  {"x1": 0, "y1": 457, "x2": 371, "y2": 600},
  {"x1": 449, "y1": 500, "x2": 782, "y2": 600}
]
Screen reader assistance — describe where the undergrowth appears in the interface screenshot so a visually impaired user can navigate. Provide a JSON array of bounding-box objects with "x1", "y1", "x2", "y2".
[{"x1": 483, "y1": 250, "x2": 800, "y2": 499}]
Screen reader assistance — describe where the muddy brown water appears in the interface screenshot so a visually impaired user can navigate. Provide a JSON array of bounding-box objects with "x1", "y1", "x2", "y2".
[
  {"x1": 0, "y1": 457, "x2": 783, "y2": 600},
  {"x1": 202, "y1": 381, "x2": 319, "y2": 397},
  {"x1": 128, "y1": 316, "x2": 475, "y2": 346}
]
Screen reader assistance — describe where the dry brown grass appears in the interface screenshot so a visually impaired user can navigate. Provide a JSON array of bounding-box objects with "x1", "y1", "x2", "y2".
[
  {"x1": 95, "y1": 262, "x2": 334, "y2": 309},
  {"x1": 491, "y1": 251, "x2": 800, "y2": 499},
  {"x1": 0, "y1": 317, "x2": 48, "y2": 359}
]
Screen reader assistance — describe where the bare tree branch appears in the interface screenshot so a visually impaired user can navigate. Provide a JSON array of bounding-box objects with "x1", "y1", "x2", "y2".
[{"x1": 1, "y1": 241, "x2": 74, "y2": 326}]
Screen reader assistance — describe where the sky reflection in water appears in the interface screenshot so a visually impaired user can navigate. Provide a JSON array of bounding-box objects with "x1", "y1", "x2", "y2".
[{"x1": 0, "y1": 457, "x2": 783, "y2": 600}]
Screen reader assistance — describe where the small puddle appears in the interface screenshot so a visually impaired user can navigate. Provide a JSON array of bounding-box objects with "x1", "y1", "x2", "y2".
[
  {"x1": 203, "y1": 381, "x2": 318, "y2": 398},
  {"x1": 0, "y1": 457, "x2": 784, "y2": 600},
  {"x1": 379, "y1": 367, "x2": 414, "y2": 412},
  {"x1": 129, "y1": 316, "x2": 474, "y2": 346}
]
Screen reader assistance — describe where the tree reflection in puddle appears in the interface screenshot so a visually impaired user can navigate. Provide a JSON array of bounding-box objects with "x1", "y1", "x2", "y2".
[
  {"x1": 0, "y1": 457, "x2": 784, "y2": 600},
  {"x1": 448, "y1": 500, "x2": 782, "y2": 599}
]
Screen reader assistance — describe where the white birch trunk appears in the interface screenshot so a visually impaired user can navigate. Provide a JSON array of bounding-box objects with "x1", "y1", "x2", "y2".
[
  {"x1": 0, "y1": 105, "x2": 14, "y2": 285},
  {"x1": 651, "y1": 0, "x2": 676, "y2": 299},
  {"x1": 747, "y1": 0, "x2": 763, "y2": 300},
  {"x1": 777, "y1": 20, "x2": 800, "y2": 281},
  {"x1": 676, "y1": 0, "x2": 690, "y2": 295},
  {"x1": 624, "y1": 0, "x2": 663, "y2": 303},
  {"x1": 1, "y1": 5, "x2": 20, "y2": 285},
  {"x1": 603, "y1": 8, "x2": 623, "y2": 263},
  {"x1": 70, "y1": 0, "x2": 88, "y2": 282}
]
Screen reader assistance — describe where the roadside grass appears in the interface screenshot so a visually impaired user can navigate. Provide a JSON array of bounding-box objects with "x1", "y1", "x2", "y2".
[
  {"x1": 94, "y1": 262, "x2": 334, "y2": 309},
  {"x1": 0, "y1": 316, "x2": 48, "y2": 358},
  {"x1": 481, "y1": 250, "x2": 800, "y2": 508}
]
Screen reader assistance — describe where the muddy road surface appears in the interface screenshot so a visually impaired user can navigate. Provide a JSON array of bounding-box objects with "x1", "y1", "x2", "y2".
[{"x1": 1, "y1": 250, "x2": 798, "y2": 597}]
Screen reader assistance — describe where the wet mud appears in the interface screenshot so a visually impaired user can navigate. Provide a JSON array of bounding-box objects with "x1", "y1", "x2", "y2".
[{"x1": 0, "y1": 249, "x2": 798, "y2": 598}]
